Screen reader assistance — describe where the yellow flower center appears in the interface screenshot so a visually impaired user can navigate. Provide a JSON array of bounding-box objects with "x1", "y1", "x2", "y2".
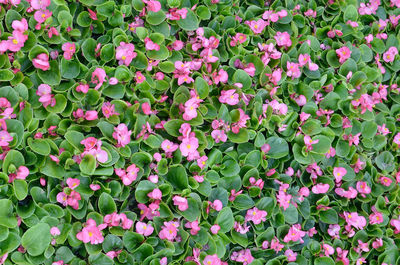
[
  {"x1": 88, "y1": 232, "x2": 93, "y2": 237},
  {"x1": 41, "y1": 14, "x2": 46, "y2": 18},
  {"x1": 12, "y1": 39, "x2": 18, "y2": 44},
  {"x1": 187, "y1": 144, "x2": 191, "y2": 149},
  {"x1": 122, "y1": 56, "x2": 126, "y2": 60}
]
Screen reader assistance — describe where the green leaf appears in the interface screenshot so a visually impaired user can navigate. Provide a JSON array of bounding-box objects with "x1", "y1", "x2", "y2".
[
  {"x1": 166, "y1": 165, "x2": 188, "y2": 190},
  {"x1": 0, "y1": 69, "x2": 14, "y2": 81},
  {"x1": 0, "y1": 199, "x2": 18, "y2": 228},
  {"x1": 21, "y1": 223, "x2": 51, "y2": 256},
  {"x1": 176, "y1": 9, "x2": 199, "y2": 30},
  {"x1": 216, "y1": 207, "x2": 234, "y2": 233},
  {"x1": 195, "y1": 77, "x2": 209, "y2": 99},
  {"x1": 37, "y1": 61, "x2": 61, "y2": 86},
  {"x1": 315, "y1": 257, "x2": 335, "y2": 265},
  {"x1": 227, "y1": 129, "x2": 249, "y2": 143},
  {"x1": 283, "y1": 204, "x2": 298, "y2": 224},
  {"x1": 311, "y1": 135, "x2": 331, "y2": 154},
  {"x1": 123, "y1": 231, "x2": 144, "y2": 253},
  {"x1": 343, "y1": 5, "x2": 358, "y2": 21},
  {"x1": 135, "y1": 180, "x2": 157, "y2": 203},
  {"x1": 375, "y1": 151, "x2": 395, "y2": 172},
  {"x1": 98, "y1": 193, "x2": 117, "y2": 215},
  {"x1": 146, "y1": 10, "x2": 166, "y2": 25},
  {"x1": 13, "y1": 180, "x2": 28, "y2": 200},
  {"x1": 27, "y1": 138, "x2": 50, "y2": 156},
  {"x1": 233, "y1": 69, "x2": 251, "y2": 90},
  {"x1": 319, "y1": 209, "x2": 338, "y2": 224},
  {"x1": 181, "y1": 198, "x2": 200, "y2": 222},
  {"x1": 80, "y1": 154, "x2": 97, "y2": 175},
  {"x1": 266, "y1": 136, "x2": 289, "y2": 159},
  {"x1": 61, "y1": 58, "x2": 80, "y2": 79},
  {"x1": 47, "y1": 94, "x2": 67, "y2": 113},
  {"x1": 371, "y1": 38, "x2": 385, "y2": 54}
]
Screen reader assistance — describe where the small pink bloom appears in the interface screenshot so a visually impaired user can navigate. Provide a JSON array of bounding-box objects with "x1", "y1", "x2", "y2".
[
  {"x1": 32, "y1": 53, "x2": 50, "y2": 71},
  {"x1": 172, "y1": 196, "x2": 188, "y2": 211},
  {"x1": 76, "y1": 219, "x2": 106, "y2": 245},
  {"x1": 66, "y1": 178, "x2": 80, "y2": 190},
  {"x1": 50, "y1": 227, "x2": 60, "y2": 236},
  {"x1": 285, "y1": 249, "x2": 297, "y2": 262},
  {"x1": 91, "y1": 68, "x2": 107, "y2": 90},
  {"x1": 185, "y1": 220, "x2": 200, "y2": 235},
  {"x1": 116, "y1": 42, "x2": 137, "y2": 66},
  {"x1": 112, "y1": 123, "x2": 132, "y2": 147},
  {"x1": 275, "y1": 31, "x2": 292, "y2": 47},
  {"x1": 333, "y1": 167, "x2": 347, "y2": 183},
  {"x1": 312, "y1": 183, "x2": 330, "y2": 194},
  {"x1": 61, "y1": 42, "x2": 76, "y2": 60},
  {"x1": 245, "y1": 207, "x2": 267, "y2": 224},
  {"x1": 90, "y1": 184, "x2": 101, "y2": 191},
  {"x1": 336, "y1": 47, "x2": 352, "y2": 64},
  {"x1": 210, "y1": 224, "x2": 220, "y2": 234},
  {"x1": 135, "y1": 71, "x2": 146, "y2": 84},
  {"x1": 136, "y1": 221, "x2": 154, "y2": 236},
  {"x1": 76, "y1": 83, "x2": 89, "y2": 94},
  {"x1": 143, "y1": 0, "x2": 161, "y2": 12},
  {"x1": 144, "y1": 37, "x2": 160, "y2": 51},
  {"x1": 219, "y1": 89, "x2": 239, "y2": 105}
]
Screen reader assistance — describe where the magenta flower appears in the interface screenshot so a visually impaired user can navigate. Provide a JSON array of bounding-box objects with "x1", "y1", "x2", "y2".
[
  {"x1": 66, "y1": 178, "x2": 80, "y2": 190},
  {"x1": 179, "y1": 137, "x2": 199, "y2": 158},
  {"x1": 356, "y1": 181, "x2": 371, "y2": 197},
  {"x1": 283, "y1": 224, "x2": 306, "y2": 243},
  {"x1": 136, "y1": 221, "x2": 154, "y2": 236},
  {"x1": 172, "y1": 195, "x2": 188, "y2": 211},
  {"x1": 185, "y1": 220, "x2": 200, "y2": 235},
  {"x1": 343, "y1": 211, "x2": 367, "y2": 230},
  {"x1": 76, "y1": 219, "x2": 107, "y2": 244},
  {"x1": 211, "y1": 130, "x2": 227, "y2": 143},
  {"x1": 245, "y1": 207, "x2": 267, "y2": 224},
  {"x1": 286, "y1": 62, "x2": 301, "y2": 79},
  {"x1": 32, "y1": 53, "x2": 50, "y2": 71},
  {"x1": 247, "y1": 19, "x2": 267, "y2": 34},
  {"x1": 115, "y1": 164, "x2": 139, "y2": 186},
  {"x1": 144, "y1": 37, "x2": 160, "y2": 51},
  {"x1": 102, "y1": 102, "x2": 119, "y2": 118},
  {"x1": 161, "y1": 139, "x2": 178, "y2": 153},
  {"x1": 203, "y1": 254, "x2": 222, "y2": 265},
  {"x1": 231, "y1": 249, "x2": 254, "y2": 265},
  {"x1": 143, "y1": 0, "x2": 161, "y2": 12},
  {"x1": 76, "y1": 83, "x2": 89, "y2": 94}
]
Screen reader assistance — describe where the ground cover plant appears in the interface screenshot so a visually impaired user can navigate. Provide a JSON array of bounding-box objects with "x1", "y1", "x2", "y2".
[{"x1": 0, "y1": 0, "x2": 400, "y2": 264}]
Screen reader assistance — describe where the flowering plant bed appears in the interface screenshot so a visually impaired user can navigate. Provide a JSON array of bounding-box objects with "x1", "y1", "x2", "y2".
[{"x1": 0, "y1": 0, "x2": 400, "y2": 264}]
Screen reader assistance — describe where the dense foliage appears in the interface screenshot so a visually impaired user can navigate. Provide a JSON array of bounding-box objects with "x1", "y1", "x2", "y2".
[{"x1": 1, "y1": 0, "x2": 400, "y2": 264}]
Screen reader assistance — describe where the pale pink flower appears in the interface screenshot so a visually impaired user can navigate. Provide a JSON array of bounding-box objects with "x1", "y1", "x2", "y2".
[
  {"x1": 76, "y1": 83, "x2": 89, "y2": 94},
  {"x1": 247, "y1": 19, "x2": 267, "y2": 34},
  {"x1": 32, "y1": 53, "x2": 50, "y2": 71},
  {"x1": 231, "y1": 249, "x2": 254, "y2": 265},
  {"x1": 50, "y1": 227, "x2": 60, "y2": 236},
  {"x1": 245, "y1": 207, "x2": 267, "y2": 224},
  {"x1": 159, "y1": 221, "x2": 179, "y2": 241},
  {"x1": 136, "y1": 221, "x2": 154, "y2": 236},
  {"x1": 148, "y1": 188, "x2": 162, "y2": 200},
  {"x1": 61, "y1": 42, "x2": 76, "y2": 60},
  {"x1": 285, "y1": 249, "x2": 297, "y2": 262},
  {"x1": 185, "y1": 220, "x2": 200, "y2": 235},
  {"x1": 343, "y1": 212, "x2": 367, "y2": 230},
  {"x1": 283, "y1": 224, "x2": 306, "y2": 243},
  {"x1": 144, "y1": 37, "x2": 160, "y2": 51},
  {"x1": 322, "y1": 243, "x2": 334, "y2": 256},
  {"x1": 286, "y1": 62, "x2": 301, "y2": 79},
  {"x1": 219, "y1": 89, "x2": 239, "y2": 105},
  {"x1": 211, "y1": 130, "x2": 227, "y2": 143},
  {"x1": 312, "y1": 183, "x2": 330, "y2": 194},
  {"x1": 203, "y1": 254, "x2": 222, "y2": 265},
  {"x1": 90, "y1": 184, "x2": 100, "y2": 191},
  {"x1": 112, "y1": 123, "x2": 132, "y2": 147},
  {"x1": 161, "y1": 139, "x2": 178, "y2": 153},
  {"x1": 356, "y1": 181, "x2": 371, "y2": 197},
  {"x1": 172, "y1": 196, "x2": 188, "y2": 211},
  {"x1": 102, "y1": 102, "x2": 119, "y2": 118},
  {"x1": 37, "y1": 84, "x2": 56, "y2": 108},
  {"x1": 197, "y1": 155, "x2": 207, "y2": 170},
  {"x1": 116, "y1": 42, "x2": 137, "y2": 66},
  {"x1": 143, "y1": 0, "x2": 161, "y2": 12},
  {"x1": 275, "y1": 31, "x2": 292, "y2": 47},
  {"x1": 304, "y1": 135, "x2": 318, "y2": 151},
  {"x1": 66, "y1": 178, "x2": 80, "y2": 190},
  {"x1": 333, "y1": 167, "x2": 347, "y2": 183}
]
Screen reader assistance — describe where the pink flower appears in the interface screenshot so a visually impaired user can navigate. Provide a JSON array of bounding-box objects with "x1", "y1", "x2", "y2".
[
  {"x1": 115, "y1": 164, "x2": 139, "y2": 186},
  {"x1": 372, "y1": 238, "x2": 383, "y2": 249},
  {"x1": 312, "y1": 183, "x2": 330, "y2": 194},
  {"x1": 172, "y1": 196, "x2": 188, "y2": 211},
  {"x1": 0, "y1": 130, "x2": 13, "y2": 147},
  {"x1": 37, "y1": 84, "x2": 56, "y2": 108},
  {"x1": 231, "y1": 249, "x2": 254, "y2": 265},
  {"x1": 276, "y1": 190, "x2": 291, "y2": 210},
  {"x1": 88, "y1": 8, "x2": 97, "y2": 20},
  {"x1": 32, "y1": 53, "x2": 50, "y2": 71},
  {"x1": 102, "y1": 102, "x2": 119, "y2": 118},
  {"x1": 136, "y1": 221, "x2": 154, "y2": 236},
  {"x1": 76, "y1": 219, "x2": 107, "y2": 244},
  {"x1": 135, "y1": 71, "x2": 146, "y2": 84},
  {"x1": 211, "y1": 130, "x2": 227, "y2": 143},
  {"x1": 197, "y1": 155, "x2": 207, "y2": 170},
  {"x1": 304, "y1": 135, "x2": 319, "y2": 151},
  {"x1": 380, "y1": 176, "x2": 392, "y2": 187},
  {"x1": 212, "y1": 69, "x2": 228, "y2": 84},
  {"x1": 336, "y1": 47, "x2": 352, "y2": 64},
  {"x1": 285, "y1": 249, "x2": 297, "y2": 262},
  {"x1": 245, "y1": 207, "x2": 267, "y2": 224},
  {"x1": 50, "y1": 227, "x2": 60, "y2": 236},
  {"x1": 333, "y1": 167, "x2": 347, "y2": 183},
  {"x1": 34, "y1": 9, "x2": 52, "y2": 25},
  {"x1": 112, "y1": 123, "x2": 132, "y2": 147},
  {"x1": 210, "y1": 200, "x2": 223, "y2": 211},
  {"x1": 159, "y1": 221, "x2": 179, "y2": 241},
  {"x1": 66, "y1": 178, "x2": 80, "y2": 190},
  {"x1": 161, "y1": 139, "x2": 178, "y2": 153},
  {"x1": 31, "y1": 0, "x2": 51, "y2": 9},
  {"x1": 143, "y1": 0, "x2": 161, "y2": 12},
  {"x1": 356, "y1": 181, "x2": 371, "y2": 197},
  {"x1": 219, "y1": 89, "x2": 239, "y2": 105},
  {"x1": 90, "y1": 184, "x2": 100, "y2": 191},
  {"x1": 283, "y1": 224, "x2": 306, "y2": 243},
  {"x1": 76, "y1": 83, "x2": 89, "y2": 94},
  {"x1": 148, "y1": 188, "x2": 162, "y2": 200},
  {"x1": 286, "y1": 62, "x2": 301, "y2": 79},
  {"x1": 144, "y1": 37, "x2": 160, "y2": 51},
  {"x1": 274, "y1": 31, "x2": 292, "y2": 47},
  {"x1": 210, "y1": 224, "x2": 220, "y2": 234},
  {"x1": 203, "y1": 254, "x2": 222, "y2": 265},
  {"x1": 116, "y1": 42, "x2": 137, "y2": 66},
  {"x1": 343, "y1": 212, "x2": 367, "y2": 230},
  {"x1": 61, "y1": 42, "x2": 76, "y2": 60},
  {"x1": 335, "y1": 187, "x2": 358, "y2": 199},
  {"x1": 377, "y1": 124, "x2": 391, "y2": 135},
  {"x1": 91, "y1": 68, "x2": 107, "y2": 90},
  {"x1": 383, "y1": 46, "x2": 398, "y2": 63},
  {"x1": 369, "y1": 212, "x2": 384, "y2": 225},
  {"x1": 248, "y1": 19, "x2": 267, "y2": 34},
  {"x1": 84, "y1": 110, "x2": 98, "y2": 121},
  {"x1": 179, "y1": 137, "x2": 199, "y2": 158},
  {"x1": 391, "y1": 216, "x2": 400, "y2": 233},
  {"x1": 322, "y1": 243, "x2": 334, "y2": 256},
  {"x1": 185, "y1": 220, "x2": 201, "y2": 235}
]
